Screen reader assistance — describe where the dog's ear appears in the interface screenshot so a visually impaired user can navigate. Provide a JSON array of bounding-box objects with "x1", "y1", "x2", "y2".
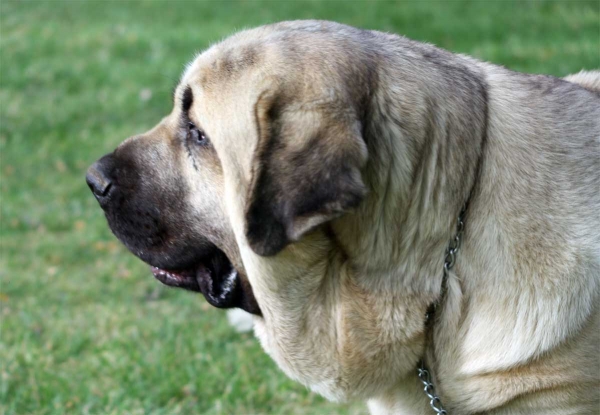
[{"x1": 244, "y1": 91, "x2": 368, "y2": 256}]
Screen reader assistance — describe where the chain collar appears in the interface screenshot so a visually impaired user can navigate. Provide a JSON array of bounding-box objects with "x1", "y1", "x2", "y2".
[
  {"x1": 418, "y1": 364, "x2": 447, "y2": 414},
  {"x1": 418, "y1": 208, "x2": 465, "y2": 415}
]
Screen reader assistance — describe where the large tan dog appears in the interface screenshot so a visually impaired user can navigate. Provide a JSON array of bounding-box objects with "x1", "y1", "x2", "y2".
[{"x1": 86, "y1": 21, "x2": 600, "y2": 414}]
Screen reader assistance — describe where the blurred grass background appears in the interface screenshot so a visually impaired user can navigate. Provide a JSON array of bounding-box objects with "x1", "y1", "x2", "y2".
[{"x1": 0, "y1": 1, "x2": 598, "y2": 414}]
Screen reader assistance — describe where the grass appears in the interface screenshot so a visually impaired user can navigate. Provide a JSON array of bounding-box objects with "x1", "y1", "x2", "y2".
[{"x1": 0, "y1": 1, "x2": 598, "y2": 414}]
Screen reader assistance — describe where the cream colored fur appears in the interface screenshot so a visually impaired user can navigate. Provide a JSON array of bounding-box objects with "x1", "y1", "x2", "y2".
[{"x1": 174, "y1": 21, "x2": 599, "y2": 414}]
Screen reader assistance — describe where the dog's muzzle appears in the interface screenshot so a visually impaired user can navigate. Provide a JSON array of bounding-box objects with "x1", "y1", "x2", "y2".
[{"x1": 86, "y1": 151, "x2": 261, "y2": 315}]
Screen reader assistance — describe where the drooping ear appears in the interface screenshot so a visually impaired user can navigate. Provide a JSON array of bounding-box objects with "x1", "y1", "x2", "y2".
[{"x1": 244, "y1": 92, "x2": 368, "y2": 256}]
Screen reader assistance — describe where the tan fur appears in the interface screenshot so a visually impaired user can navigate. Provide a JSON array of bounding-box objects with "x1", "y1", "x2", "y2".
[
  {"x1": 564, "y1": 70, "x2": 600, "y2": 94},
  {"x1": 124, "y1": 21, "x2": 600, "y2": 414}
]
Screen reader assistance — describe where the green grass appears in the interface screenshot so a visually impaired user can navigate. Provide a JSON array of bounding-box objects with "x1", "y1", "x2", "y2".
[{"x1": 1, "y1": 1, "x2": 598, "y2": 414}]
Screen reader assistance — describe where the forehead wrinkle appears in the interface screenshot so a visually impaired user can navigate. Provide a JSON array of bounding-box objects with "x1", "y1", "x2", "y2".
[{"x1": 189, "y1": 43, "x2": 265, "y2": 92}]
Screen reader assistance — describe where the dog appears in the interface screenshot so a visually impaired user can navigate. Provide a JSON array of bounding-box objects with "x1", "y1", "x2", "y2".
[{"x1": 86, "y1": 21, "x2": 600, "y2": 414}]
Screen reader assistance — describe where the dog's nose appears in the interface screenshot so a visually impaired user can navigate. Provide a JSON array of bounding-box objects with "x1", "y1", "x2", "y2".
[{"x1": 86, "y1": 157, "x2": 114, "y2": 198}]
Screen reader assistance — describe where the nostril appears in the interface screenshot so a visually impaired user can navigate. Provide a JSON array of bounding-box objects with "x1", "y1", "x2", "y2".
[
  {"x1": 89, "y1": 179, "x2": 112, "y2": 197},
  {"x1": 86, "y1": 163, "x2": 113, "y2": 197}
]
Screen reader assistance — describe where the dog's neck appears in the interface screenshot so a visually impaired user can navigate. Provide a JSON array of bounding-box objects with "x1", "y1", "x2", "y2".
[
  {"x1": 332, "y1": 55, "x2": 487, "y2": 298},
  {"x1": 327, "y1": 58, "x2": 488, "y2": 411}
]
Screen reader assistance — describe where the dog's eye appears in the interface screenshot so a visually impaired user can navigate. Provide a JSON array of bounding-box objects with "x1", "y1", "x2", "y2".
[{"x1": 187, "y1": 122, "x2": 208, "y2": 145}]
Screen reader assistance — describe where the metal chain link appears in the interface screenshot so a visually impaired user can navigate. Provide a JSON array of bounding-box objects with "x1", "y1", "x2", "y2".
[
  {"x1": 419, "y1": 208, "x2": 465, "y2": 415},
  {"x1": 418, "y1": 365, "x2": 447, "y2": 414}
]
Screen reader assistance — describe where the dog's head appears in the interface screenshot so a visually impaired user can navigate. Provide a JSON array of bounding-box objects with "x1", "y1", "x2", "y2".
[
  {"x1": 86, "y1": 21, "x2": 371, "y2": 318},
  {"x1": 86, "y1": 95, "x2": 262, "y2": 314}
]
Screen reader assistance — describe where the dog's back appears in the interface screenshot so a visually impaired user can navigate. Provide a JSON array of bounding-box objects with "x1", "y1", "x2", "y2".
[{"x1": 565, "y1": 70, "x2": 600, "y2": 93}]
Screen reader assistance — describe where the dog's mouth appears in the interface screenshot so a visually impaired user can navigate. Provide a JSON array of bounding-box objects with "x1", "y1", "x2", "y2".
[{"x1": 150, "y1": 248, "x2": 261, "y2": 315}]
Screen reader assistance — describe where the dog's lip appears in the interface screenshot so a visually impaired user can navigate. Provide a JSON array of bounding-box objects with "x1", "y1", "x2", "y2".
[
  {"x1": 151, "y1": 266, "x2": 201, "y2": 290},
  {"x1": 148, "y1": 250, "x2": 243, "y2": 309}
]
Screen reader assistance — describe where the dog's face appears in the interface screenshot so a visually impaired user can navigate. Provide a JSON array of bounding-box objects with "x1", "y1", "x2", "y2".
[
  {"x1": 85, "y1": 84, "x2": 263, "y2": 314},
  {"x1": 87, "y1": 22, "x2": 371, "y2": 318}
]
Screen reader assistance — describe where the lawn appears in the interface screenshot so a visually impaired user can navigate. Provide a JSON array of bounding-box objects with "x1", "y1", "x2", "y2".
[{"x1": 1, "y1": 1, "x2": 598, "y2": 414}]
